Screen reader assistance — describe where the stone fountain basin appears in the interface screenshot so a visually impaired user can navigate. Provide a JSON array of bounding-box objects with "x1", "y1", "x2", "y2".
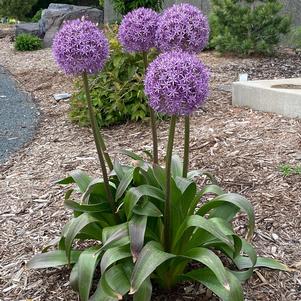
[{"x1": 232, "y1": 78, "x2": 301, "y2": 118}]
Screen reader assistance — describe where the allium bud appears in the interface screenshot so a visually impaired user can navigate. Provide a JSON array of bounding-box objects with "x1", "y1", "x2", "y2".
[
  {"x1": 145, "y1": 51, "x2": 209, "y2": 116},
  {"x1": 52, "y1": 19, "x2": 109, "y2": 75},
  {"x1": 156, "y1": 4, "x2": 209, "y2": 53},
  {"x1": 118, "y1": 7, "x2": 159, "y2": 53}
]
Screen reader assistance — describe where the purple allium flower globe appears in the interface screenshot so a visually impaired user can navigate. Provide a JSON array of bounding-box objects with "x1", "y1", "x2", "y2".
[
  {"x1": 145, "y1": 51, "x2": 209, "y2": 116},
  {"x1": 52, "y1": 18, "x2": 109, "y2": 75},
  {"x1": 118, "y1": 7, "x2": 159, "y2": 53},
  {"x1": 156, "y1": 3, "x2": 209, "y2": 53}
]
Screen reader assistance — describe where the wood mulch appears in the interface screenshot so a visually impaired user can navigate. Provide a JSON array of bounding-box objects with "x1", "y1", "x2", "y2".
[{"x1": 0, "y1": 34, "x2": 300, "y2": 301}]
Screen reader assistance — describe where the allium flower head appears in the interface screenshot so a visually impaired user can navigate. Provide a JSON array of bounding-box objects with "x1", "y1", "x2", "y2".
[
  {"x1": 145, "y1": 51, "x2": 209, "y2": 116},
  {"x1": 156, "y1": 3, "x2": 209, "y2": 53},
  {"x1": 52, "y1": 18, "x2": 109, "y2": 75},
  {"x1": 118, "y1": 7, "x2": 159, "y2": 52}
]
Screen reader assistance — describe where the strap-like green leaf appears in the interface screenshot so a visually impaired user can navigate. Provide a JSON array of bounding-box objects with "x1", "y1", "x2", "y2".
[
  {"x1": 124, "y1": 185, "x2": 165, "y2": 218},
  {"x1": 90, "y1": 275, "x2": 119, "y2": 301},
  {"x1": 173, "y1": 215, "x2": 233, "y2": 251},
  {"x1": 171, "y1": 154, "x2": 183, "y2": 177},
  {"x1": 115, "y1": 168, "x2": 134, "y2": 201},
  {"x1": 78, "y1": 247, "x2": 102, "y2": 301},
  {"x1": 189, "y1": 184, "x2": 225, "y2": 214},
  {"x1": 81, "y1": 178, "x2": 115, "y2": 204},
  {"x1": 27, "y1": 250, "x2": 81, "y2": 269},
  {"x1": 132, "y1": 200, "x2": 163, "y2": 217},
  {"x1": 57, "y1": 170, "x2": 91, "y2": 193},
  {"x1": 70, "y1": 262, "x2": 79, "y2": 292},
  {"x1": 172, "y1": 177, "x2": 197, "y2": 227},
  {"x1": 234, "y1": 256, "x2": 289, "y2": 271},
  {"x1": 184, "y1": 268, "x2": 243, "y2": 301},
  {"x1": 104, "y1": 263, "x2": 131, "y2": 297},
  {"x1": 101, "y1": 245, "x2": 131, "y2": 274},
  {"x1": 64, "y1": 199, "x2": 110, "y2": 213},
  {"x1": 197, "y1": 193, "x2": 255, "y2": 240},
  {"x1": 102, "y1": 222, "x2": 130, "y2": 250},
  {"x1": 130, "y1": 241, "x2": 175, "y2": 294},
  {"x1": 133, "y1": 277, "x2": 152, "y2": 301},
  {"x1": 129, "y1": 215, "x2": 147, "y2": 262},
  {"x1": 183, "y1": 247, "x2": 230, "y2": 290},
  {"x1": 152, "y1": 165, "x2": 166, "y2": 190},
  {"x1": 65, "y1": 213, "x2": 99, "y2": 262}
]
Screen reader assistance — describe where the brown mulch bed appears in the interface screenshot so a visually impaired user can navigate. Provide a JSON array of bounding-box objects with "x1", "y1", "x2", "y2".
[{"x1": 0, "y1": 36, "x2": 300, "y2": 301}]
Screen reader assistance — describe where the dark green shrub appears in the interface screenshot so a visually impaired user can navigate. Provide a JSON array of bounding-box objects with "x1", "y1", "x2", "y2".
[
  {"x1": 112, "y1": 0, "x2": 162, "y2": 16},
  {"x1": 0, "y1": 0, "x2": 37, "y2": 20},
  {"x1": 31, "y1": 8, "x2": 42, "y2": 22},
  {"x1": 15, "y1": 34, "x2": 42, "y2": 51},
  {"x1": 290, "y1": 26, "x2": 301, "y2": 50},
  {"x1": 70, "y1": 26, "x2": 157, "y2": 128},
  {"x1": 210, "y1": 0, "x2": 291, "y2": 55}
]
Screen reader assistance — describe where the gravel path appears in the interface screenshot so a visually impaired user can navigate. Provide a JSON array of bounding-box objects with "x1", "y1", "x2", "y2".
[{"x1": 0, "y1": 66, "x2": 39, "y2": 162}]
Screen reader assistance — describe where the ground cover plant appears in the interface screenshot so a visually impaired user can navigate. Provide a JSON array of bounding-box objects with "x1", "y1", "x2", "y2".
[
  {"x1": 210, "y1": 0, "x2": 291, "y2": 55},
  {"x1": 15, "y1": 33, "x2": 42, "y2": 51},
  {"x1": 27, "y1": 5, "x2": 289, "y2": 301}
]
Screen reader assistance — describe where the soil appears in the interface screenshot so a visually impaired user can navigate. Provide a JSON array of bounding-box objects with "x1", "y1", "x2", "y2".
[{"x1": 0, "y1": 34, "x2": 300, "y2": 301}]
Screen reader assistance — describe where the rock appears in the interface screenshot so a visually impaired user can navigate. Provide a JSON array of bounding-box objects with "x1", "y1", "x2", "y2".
[
  {"x1": 53, "y1": 93, "x2": 72, "y2": 101},
  {"x1": 15, "y1": 23, "x2": 41, "y2": 37},
  {"x1": 40, "y1": 3, "x2": 104, "y2": 47}
]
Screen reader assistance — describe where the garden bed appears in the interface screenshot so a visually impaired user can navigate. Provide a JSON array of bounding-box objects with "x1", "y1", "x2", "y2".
[{"x1": 0, "y1": 35, "x2": 300, "y2": 300}]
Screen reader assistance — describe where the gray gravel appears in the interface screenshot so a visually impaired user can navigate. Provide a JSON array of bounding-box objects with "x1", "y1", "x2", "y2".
[{"x1": 0, "y1": 66, "x2": 39, "y2": 162}]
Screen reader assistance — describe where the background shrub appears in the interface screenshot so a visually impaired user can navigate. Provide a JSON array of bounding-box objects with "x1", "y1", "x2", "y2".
[
  {"x1": 210, "y1": 0, "x2": 291, "y2": 55},
  {"x1": 15, "y1": 34, "x2": 42, "y2": 51},
  {"x1": 70, "y1": 26, "x2": 156, "y2": 128},
  {"x1": 31, "y1": 8, "x2": 42, "y2": 22},
  {"x1": 112, "y1": 0, "x2": 162, "y2": 16},
  {"x1": 0, "y1": 0, "x2": 37, "y2": 20},
  {"x1": 290, "y1": 26, "x2": 301, "y2": 50}
]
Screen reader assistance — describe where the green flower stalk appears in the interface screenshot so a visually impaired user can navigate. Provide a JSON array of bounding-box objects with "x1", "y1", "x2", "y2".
[
  {"x1": 118, "y1": 8, "x2": 160, "y2": 165},
  {"x1": 82, "y1": 73, "x2": 117, "y2": 217},
  {"x1": 52, "y1": 19, "x2": 117, "y2": 219},
  {"x1": 143, "y1": 52, "x2": 159, "y2": 165},
  {"x1": 164, "y1": 115, "x2": 177, "y2": 251},
  {"x1": 183, "y1": 115, "x2": 190, "y2": 178}
]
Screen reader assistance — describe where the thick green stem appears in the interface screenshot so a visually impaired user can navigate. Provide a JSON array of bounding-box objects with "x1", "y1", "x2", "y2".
[
  {"x1": 164, "y1": 116, "x2": 177, "y2": 252},
  {"x1": 183, "y1": 116, "x2": 190, "y2": 178},
  {"x1": 82, "y1": 74, "x2": 113, "y2": 171},
  {"x1": 82, "y1": 72, "x2": 118, "y2": 221},
  {"x1": 143, "y1": 52, "x2": 159, "y2": 165}
]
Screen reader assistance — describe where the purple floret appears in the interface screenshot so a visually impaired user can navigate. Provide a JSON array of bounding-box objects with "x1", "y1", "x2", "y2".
[
  {"x1": 118, "y1": 7, "x2": 159, "y2": 53},
  {"x1": 52, "y1": 19, "x2": 109, "y2": 75},
  {"x1": 145, "y1": 51, "x2": 209, "y2": 116},
  {"x1": 156, "y1": 3, "x2": 209, "y2": 53}
]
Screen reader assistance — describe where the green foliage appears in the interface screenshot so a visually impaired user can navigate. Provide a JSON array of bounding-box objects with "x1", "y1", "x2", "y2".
[
  {"x1": 70, "y1": 27, "x2": 156, "y2": 128},
  {"x1": 28, "y1": 154, "x2": 288, "y2": 300},
  {"x1": 15, "y1": 33, "x2": 42, "y2": 51},
  {"x1": 210, "y1": 0, "x2": 291, "y2": 55},
  {"x1": 112, "y1": 0, "x2": 162, "y2": 16},
  {"x1": 0, "y1": 0, "x2": 37, "y2": 20},
  {"x1": 31, "y1": 8, "x2": 42, "y2": 22},
  {"x1": 290, "y1": 26, "x2": 301, "y2": 49},
  {"x1": 279, "y1": 163, "x2": 301, "y2": 177}
]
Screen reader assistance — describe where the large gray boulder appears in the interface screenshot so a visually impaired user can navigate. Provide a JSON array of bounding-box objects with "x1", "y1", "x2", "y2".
[
  {"x1": 15, "y1": 23, "x2": 41, "y2": 37},
  {"x1": 40, "y1": 3, "x2": 103, "y2": 47}
]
